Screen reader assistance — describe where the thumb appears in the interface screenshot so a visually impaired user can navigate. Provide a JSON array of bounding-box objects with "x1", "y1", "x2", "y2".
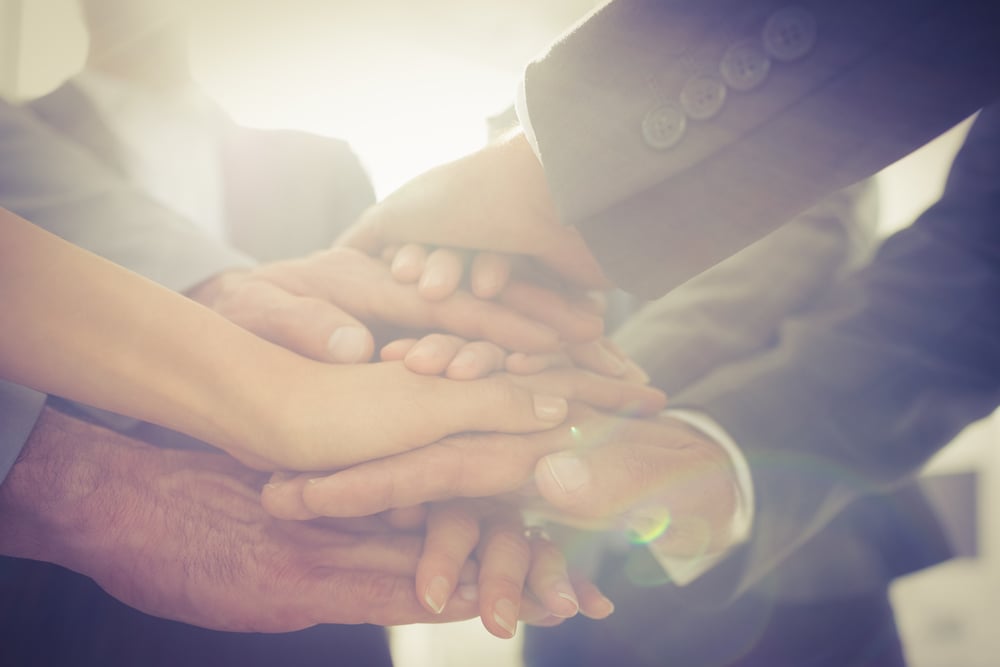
[
  {"x1": 219, "y1": 280, "x2": 375, "y2": 363},
  {"x1": 432, "y1": 375, "x2": 570, "y2": 436}
]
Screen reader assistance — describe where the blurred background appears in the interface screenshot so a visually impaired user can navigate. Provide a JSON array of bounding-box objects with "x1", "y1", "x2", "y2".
[{"x1": 1, "y1": 1, "x2": 997, "y2": 665}]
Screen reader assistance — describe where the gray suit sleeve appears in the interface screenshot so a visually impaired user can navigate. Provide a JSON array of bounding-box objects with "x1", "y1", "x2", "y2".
[
  {"x1": 674, "y1": 105, "x2": 1000, "y2": 596},
  {"x1": 613, "y1": 180, "x2": 877, "y2": 392},
  {"x1": 0, "y1": 100, "x2": 255, "y2": 480},
  {"x1": 0, "y1": 100, "x2": 253, "y2": 292},
  {"x1": 524, "y1": 0, "x2": 1000, "y2": 296}
]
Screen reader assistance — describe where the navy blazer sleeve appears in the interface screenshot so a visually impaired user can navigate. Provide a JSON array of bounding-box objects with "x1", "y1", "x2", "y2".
[
  {"x1": 524, "y1": 0, "x2": 1000, "y2": 296},
  {"x1": 675, "y1": 105, "x2": 1000, "y2": 595}
]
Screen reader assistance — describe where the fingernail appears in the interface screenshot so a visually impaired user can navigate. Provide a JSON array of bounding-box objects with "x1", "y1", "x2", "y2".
[
  {"x1": 391, "y1": 250, "x2": 419, "y2": 278},
  {"x1": 449, "y1": 349, "x2": 479, "y2": 372},
  {"x1": 424, "y1": 576, "x2": 450, "y2": 614},
  {"x1": 624, "y1": 358, "x2": 650, "y2": 384},
  {"x1": 493, "y1": 599, "x2": 518, "y2": 638},
  {"x1": 552, "y1": 582, "x2": 580, "y2": 618},
  {"x1": 597, "y1": 344, "x2": 628, "y2": 376},
  {"x1": 419, "y1": 268, "x2": 447, "y2": 292},
  {"x1": 625, "y1": 506, "x2": 672, "y2": 543},
  {"x1": 597, "y1": 595, "x2": 615, "y2": 617},
  {"x1": 472, "y1": 271, "x2": 502, "y2": 298},
  {"x1": 533, "y1": 395, "x2": 568, "y2": 422},
  {"x1": 327, "y1": 326, "x2": 370, "y2": 363},
  {"x1": 457, "y1": 584, "x2": 479, "y2": 602},
  {"x1": 267, "y1": 471, "x2": 294, "y2": 488},
  {"x1": 543, "y1": 453, "x2": 590, "y2": 494}
]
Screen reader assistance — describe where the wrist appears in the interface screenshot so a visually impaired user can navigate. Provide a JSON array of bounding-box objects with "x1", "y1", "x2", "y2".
[{"x1": 0, "y1": 407, "x2": 134, "y2": 565}]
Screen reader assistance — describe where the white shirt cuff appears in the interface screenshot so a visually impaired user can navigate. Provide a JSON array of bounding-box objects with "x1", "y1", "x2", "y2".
[
  {"x1": 514, "y1": 78, "x2": 542, "y2": 161},
  {"x1": 630, "y1": 409, "x2": 755, "y2": 586}
]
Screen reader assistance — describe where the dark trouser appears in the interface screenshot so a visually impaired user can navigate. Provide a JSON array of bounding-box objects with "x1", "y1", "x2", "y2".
[
  {"x1": 0, "y1": 557, "x2": 392, "y2": 667},
  {"x1": 524, "y1": 579, "x2": 904, "y2": 667},
  {"x1": 525, "y1": 481, "x2": 956, "y2": 667}
]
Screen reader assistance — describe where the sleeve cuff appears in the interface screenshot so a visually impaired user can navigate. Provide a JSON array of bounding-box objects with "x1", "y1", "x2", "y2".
[{"x1": 514, "y1": 78, "x2": 542, "y2": 162}]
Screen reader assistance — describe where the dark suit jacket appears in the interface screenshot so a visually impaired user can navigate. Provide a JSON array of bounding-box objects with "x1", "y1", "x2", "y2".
[
  {"x1": 524, "y1": 0, "x2": 1000, "y2": 296},
  {"x1": 27, "y1": 81, "x2": 375, "y2": 262},
  {"x1": 674, "y1": 104, "x2": 1000, "y2": 599}
]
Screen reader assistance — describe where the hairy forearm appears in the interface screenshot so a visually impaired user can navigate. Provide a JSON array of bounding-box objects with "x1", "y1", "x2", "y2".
[{"x1": 0, "y1": 209, "x2": 304, "y2": 460}]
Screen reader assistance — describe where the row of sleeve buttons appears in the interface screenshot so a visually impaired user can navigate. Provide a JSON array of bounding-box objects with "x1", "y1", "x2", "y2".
[{"x1": 642, "y1": 4, "x2": 817, "y2": 151}]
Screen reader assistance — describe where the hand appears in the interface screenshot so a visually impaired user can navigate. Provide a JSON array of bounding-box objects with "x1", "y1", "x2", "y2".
[
  {"x1": 253, "y1": 367, "x2": 665, "y2": 472},
  {"x1": 263, "y1": 409, "x2": 738, "y2": 559},
  {"x1": 381, "y1": 334, "x2": 509, "y2": 380},
  {"x1": 339, "y1": 131, "x2": 610, "y2": 290},
  {"x1": 388, "y1": 244, "x2": 513, "y2": 300},
  {"x1": 0, "y1": 407, "x2": 480, "y2": 632},
  {"x1": 188, "y1": 245, "x2": 587, "y2": 362},
  {"x1": 416, "y1": 499, "x2": 615, "y2": 639},
  {"x1": 531, "y1": 414, "x2": 739, "y2": 558},
  {"x1": 383, "y1": 332, "x2": 650, "y2": 383}
]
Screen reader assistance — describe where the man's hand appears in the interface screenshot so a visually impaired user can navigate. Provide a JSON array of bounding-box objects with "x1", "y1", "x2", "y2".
[
  {"x1": 0, "y1": 407, "x2": 479, "y2": 632},
  {"x1": 338, "y1": 132, "x2": 609, "y2": 290},
  {"x1": 188, "y1": 245, "x2": 603, "y2": 364},
  {"x1": 263, "y1": 409, "x2": 738, "y2": 559}
]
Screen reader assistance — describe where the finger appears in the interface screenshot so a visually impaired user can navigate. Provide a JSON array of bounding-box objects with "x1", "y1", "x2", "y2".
[
  {"x1": 216, "y1": 280, "x2": 375, "y2": 363},
  {"x1": 470, "y1": 252, "x2": 512, "y2": 299},
  {"x1": 383, "y1": 505, "x2": 428, "y2": 529},
  {"x1": 381, "y1": 244, "x2": 401, "y2": 265},
  {"x1": 499, "y1": 281, "x2": 604, "y2": 344},
  {"x1": 505, "y1": 351, "x2": 571, "y2": 375},
  {"x1": 417, "y1": 503, "x2": 481, "y2": 614},
  {"x1": 419, "y1": 248, "x2": 466, "y2": 301},
  {"x1": 533, "y1": 424, "x2": 736, "y2": 555},
  {"x1": 525, "y1": 534, "x2": 580, "y2": 619},
  {"x1": 572, "y1": 575, "x2": 615, "y2": 620},
  {"x1": 446, "y1": 341, "x2": 507, "y2": 380},
  {"x1": 517, "y1": 596, "x2": 561, "y2": 625},
  {"x1": 569, "y1": 339, "x2": 650, "y2": 382},
  {"x1": 476, "y1": 515, "x2": 531, "y2": 639},
  {"x1": 261, "y1": 472, "x2": 320, "y2": 520},
  {"x1": 297, "y1": 420, "x2": 580, "y2": 517},
  {"x1": 404, "y1": 334, "x2": 468, "y2": 375},
  {"x1": 572, "y1": 291, "x2": 608, "y2": 317},
  {"x1": 509, "y1": 369, "x2": 667, "y2": 416},
  {"x1": 306, "y1": 570, "x2": 479, "y2": 627},
  {"x1": 390, "y1": 243, "x2": 428, "y2": 283},
  {"x1": 380, "y1": 338, "x2": 419, "y2": 362},
  {"x1": 425, "y1": 295, "x2": 560, "y2": 353}
]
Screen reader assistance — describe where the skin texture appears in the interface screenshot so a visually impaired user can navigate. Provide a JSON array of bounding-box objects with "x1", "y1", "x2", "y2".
[
  {"x1": 262, "y1": 407, "x2": 737, "y2": 560},
  {"x1": 0, "y1": 407, "x2": 480, "y2": 632},
  {"x1": 339, "y1": 131, "x2": 609, "y2": 290},
  {"x1": 4, "y1": 210, "x2": 668, "y2": 472}
]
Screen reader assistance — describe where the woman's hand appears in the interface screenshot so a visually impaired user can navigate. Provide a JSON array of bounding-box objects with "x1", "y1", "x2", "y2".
[
  {"x1": 414, "y1": 499, "x2": 615, "y2": 639},
  {"x1": 230, "y1": 352, "x2": 664, "y2": 472}
]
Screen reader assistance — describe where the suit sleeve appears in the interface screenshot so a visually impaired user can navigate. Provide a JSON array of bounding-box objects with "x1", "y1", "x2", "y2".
[
  {"x1": 613, "y1": 180, "x2": 877, "y2": 393},
  {"x1": 0, "y1": 100, "x2": 255, "y2": 480},
  {"x1": 0, "y1": 100, "x2": 253, "y2": 292},
  {"x1": 673, "y1": 105, "x2": 1000, "y2": 596},
  {"x1": 523, "y1": 0, "x2": 1000, "y2": 297}
]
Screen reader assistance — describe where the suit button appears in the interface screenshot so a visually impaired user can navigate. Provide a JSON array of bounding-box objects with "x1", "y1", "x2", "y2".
[
  {"x1": 680, "y1": 76, "x2": 727, "y2": 119},
  {"x1": 720, "y1": 40, "x2": 771, "y2": 91},
  {"x1": 762, "y1": 5, "x2": 817, "y2": 62},
  {"x1": 642, "y1": 104, "x2": 687, "y2": 150}
]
